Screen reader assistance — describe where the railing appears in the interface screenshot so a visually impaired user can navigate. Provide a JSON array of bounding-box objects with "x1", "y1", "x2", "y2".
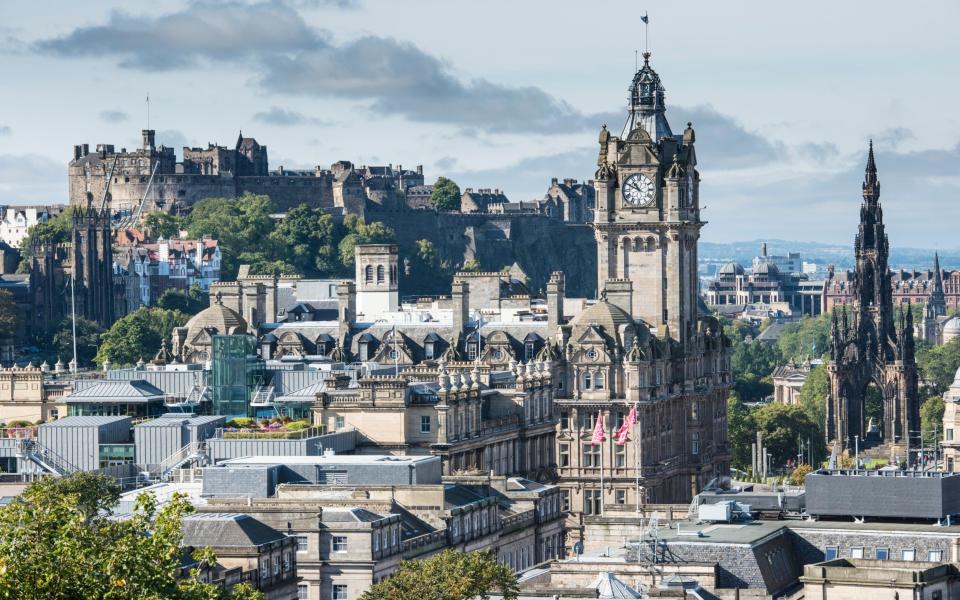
[
  {"x1": 501, "y1": 509, "x2": 536, "y2": 532},
  {"x1": 401, "y1": 530, "x2": 447, "y2": 558},
  {"x1": 249, "y1": 385, "x2": 275, "y2": 407},
  {"x1": 0, "y1": 427, "x2": 36, "y2": 439},
  {"x1": 17, "y1": 439, "x2": 82, "y2": 476},
  {"x1": 213, "y1": 426, "x2": 325, "y2": 440}
]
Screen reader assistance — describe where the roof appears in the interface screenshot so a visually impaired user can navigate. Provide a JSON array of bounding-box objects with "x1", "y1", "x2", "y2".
[
  {"x1": 40, "y1": 415, "x2": 131, "y2": 427},
  {"x1": 590, "y1": 572, "x2": 643, "y2": 599},
  {"x1": 182, "y1": 513, "x2": 286, "y2": 548},
  {"x1": 185, "y1": 296, "x2": 247, "y2": 339},
  {"x1": 135, "y1": 414, "x2": 224, "y2": 428},
  {"x1": 64, "y1": 380, "x2": 165, "y2": 404},
  {"x1": 321, "y1": 508, "x2": 387, "y2": 523},
  {"x1": 219, "y1": 454, "x2": 438, "y2": 466}
]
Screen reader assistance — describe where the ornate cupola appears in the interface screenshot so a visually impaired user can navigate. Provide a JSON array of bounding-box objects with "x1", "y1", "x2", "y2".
[{"x1": 627, "y1": 52, "x2": 672, "y2": 140}]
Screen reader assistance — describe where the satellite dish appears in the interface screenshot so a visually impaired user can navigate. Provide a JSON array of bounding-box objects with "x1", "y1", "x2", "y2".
[{"x1": 573, "y1": 541, "x2": 584, "y2": 556}]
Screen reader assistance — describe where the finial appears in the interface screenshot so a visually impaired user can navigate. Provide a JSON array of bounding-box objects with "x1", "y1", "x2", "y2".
[{"x1": 642, "y1": 51, "x2": 651, "y2": 64}]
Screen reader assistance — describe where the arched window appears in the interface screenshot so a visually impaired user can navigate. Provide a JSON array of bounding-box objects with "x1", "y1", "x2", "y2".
[
  {"x1": 594, "y1": 371, "x2": 605, "y2": 390},
  {"x1": 364, "y1": 265, "x2": 373, "y2": 283},
  {"x1": 376, "y1": 264, "x2": 385, "y2": 284},
  {"x1": 582, "y1": 372, "x2": 592, "y2": 390}
]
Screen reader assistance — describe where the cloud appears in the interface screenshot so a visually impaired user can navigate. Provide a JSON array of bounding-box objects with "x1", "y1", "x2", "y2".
[
  {"x1": 0, "y1": 154, "x2": 66, "y2": 202},
  {"x1": 34, "y1": 2, "x2": 324, "y2": 70},
  {"x1": 252, "y1": 106, "x2": 328, "y2": 126},
  {"x1": 98, "y1": 109, "x2": 128, "y2": 123},
  {"x1": 33, "y1": 2, "x2": 605, "y2": 134},
  {"x1": 0, "y1": 126, "x2": 10, "y2": 136},
  {"x1": 434, "y1": 156, "x2": 458, "y2": 172},
  {"x1": 872, "y1": 127, "x2": 916, "y2": 150}
]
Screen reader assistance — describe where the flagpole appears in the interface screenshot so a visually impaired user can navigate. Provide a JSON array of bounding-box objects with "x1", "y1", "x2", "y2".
[
  {"x1": 600, "y1": 411, "x2": 605, "y2": 516},
  {"x1": 635, "y1": 405, "x2": 641, "y2": 514}
]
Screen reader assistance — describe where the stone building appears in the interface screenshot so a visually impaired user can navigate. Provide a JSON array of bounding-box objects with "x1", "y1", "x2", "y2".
[
  {"x1": 827, "y1": 144, "x2": 919, "y2": 456},
  {"x1": 0, "y1": 205, "x2": 64, "y2": 248},
  {"x1": 771, "y1": 360, "x2": 817, "y2": 406},
  {"x1": 823, "y1": 256, "x2": 960, "y2": 314},
  {"x1": 114, "y1": 233, "x2": 221, "y2": 312},
  {"x1": 703, "y1": 259, "x2": 825, "y2": 317},
  {"x1": 941, "y1": 366, "x2": 960, "y2": 472},
  {"x1": 544, "y1": 177, "x2": 595, "y2": 224},
  {"x1": 0, "y1": 362, "x2": 72, "y2": 423}
]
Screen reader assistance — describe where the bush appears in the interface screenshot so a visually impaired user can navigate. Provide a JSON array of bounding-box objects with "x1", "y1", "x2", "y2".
[
  {"x1": 789, "y1": 464, "x2": 814, "y2": 486},
  {"x1": 7, "y1": 420, "x2": 32, "y2": 428},
  {"x1": 227, "y1": 418, "x2": 256, "y2": 429},
  {"x1": 285, "y1": 421, "x2": 309, "y2": 431}
]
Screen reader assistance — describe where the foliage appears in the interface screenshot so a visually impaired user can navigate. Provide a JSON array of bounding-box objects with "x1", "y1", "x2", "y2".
[
  {"x1": 797, "y1": 364, "x2": 829, "y2": 429},
  {"x1": 776, "y1": 313, "x2": 831, "y2": 362},
  {"x1": 267, "y1": 204, "x2": 340, "y2": 276},
  {"x1": 184, "y1": 194, "x2": 276, "y2": 279},
  {"x1": 731, "y1": 338, "x2": 781, "y2": 403},
  {"x1": 360, "y1": 549, "x2": 518, "y2": 600},
  {"x1": 157, "y1": 286, "x2": 208, "y2": 316},
  {"x1": 143, "y1": 211, "x2": 182, "y2": 239},
  {"x1": 429, "y1": 177, "x2": 461, "y2": 211},
  {"x1": 51, "y1": 316, "x2": 104, "y2": 368},
  {"x1": 16, "y1": 207, "x2": 75, "y2": 273},
  {"x1": 920, "y1": 396, "x2": 945, "y2": 445},
  {"x1": 337, "y1": 216, "x2": 396, "y2": 269},
  {"x1": 727, "y1": 392, "x2": 754, "y2": 471},
  {"x1": 789, "y1": 463, "x2": 814, "y2": 486},
  {"x1": 863, "y1": 384, "x2": 883, "y2": 430},
  {"x1": 916, "y1": 338, "x2": 960, "y2": 397},
  {"x1": 226, "y1": 418, "x2": 256, "y2": 428},
  {"x1": 0, "y1": 472, "x2": 262, "y2": 600},
  {"x1": 95, "y1": 307, "x2": 188, "y2": 367},
  {"x1": 461, "y1": 259, "x2": 482, "y2": 273},
  {"x1": 0, "y1": 290, "x2": 18, "y2": 339},
  {"x1": 751, "y1": 402, "x2": 823, "y2": 469}
]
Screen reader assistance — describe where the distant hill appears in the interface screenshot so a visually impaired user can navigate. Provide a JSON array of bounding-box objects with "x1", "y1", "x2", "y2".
[{"x1": 699, "y1": 239, "x2": 960, "y2": 271}]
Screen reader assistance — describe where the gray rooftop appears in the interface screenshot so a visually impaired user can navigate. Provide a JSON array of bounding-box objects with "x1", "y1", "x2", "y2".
[
  {"x1": 181, "y1": 513, "x2": 286, "y2": 548},
  {"x1": 40, "y1": 415, "x2": 131, "y2": 427},
  {"x1": 65, "y1": 380, "x2": 166, "y2": 403}
]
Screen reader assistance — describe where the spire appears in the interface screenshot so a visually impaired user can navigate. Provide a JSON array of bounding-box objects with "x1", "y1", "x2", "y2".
[
  {"x1": 862, "y1": 140, "x2": 880, "y2": 203},
  {"x1": 929, "y1": 252, "x2": 947, "y2": 316},
  {"x1": 934, "y1": 252, "x2": 944, "y2": 290}
]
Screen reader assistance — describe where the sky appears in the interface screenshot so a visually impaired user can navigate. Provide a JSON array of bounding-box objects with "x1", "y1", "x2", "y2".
[{"x1": 1, "y1": 1, "x2": 958, "y2": 248}]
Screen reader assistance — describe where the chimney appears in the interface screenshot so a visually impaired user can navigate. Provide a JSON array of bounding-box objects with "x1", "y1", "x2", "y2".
[
  {"x1": 416, "y1": 165, "x2": 423, "y2": 175},
  {"x1": 551, "y1": 177, "x2": 558, "y2": 186},
  {"x1": 81, "y1": 144, "x2": 89, "y2": 156},
  {"x1": 73, "y1": 145, "x2": 82, "y2": 161},
  {"x1": 452, "y1": 281, "x2": 469, "y2": 338},
  {"x1": 547, "y1": 272, "x2": 565, "y2": 336},
  {"x1": 761, "y1": 242, "x2": 768, "y2": 258},
  {"x1": 337, "y1": 281, "x2": 356, "y2": 327}
]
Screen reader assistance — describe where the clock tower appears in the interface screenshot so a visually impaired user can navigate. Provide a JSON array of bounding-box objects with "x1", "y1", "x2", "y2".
[{"x1": 594, "y1": 52, "x2": 702, "y2": 346}]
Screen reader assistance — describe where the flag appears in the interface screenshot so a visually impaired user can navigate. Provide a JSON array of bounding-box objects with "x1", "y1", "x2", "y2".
[
  {"x1": 591, "y1": 413, "x2": 606, "y2": 445},
  {"x1": 641, "y1": 13, "x2": 649, "y2": 24},
  {"x1": 615, "y1": 404, "x2": 637, "y2": 445}
]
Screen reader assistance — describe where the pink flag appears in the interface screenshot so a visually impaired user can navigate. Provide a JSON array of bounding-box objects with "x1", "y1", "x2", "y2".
[
  {"x1": 614, "y1": 405, "x2": 637, "y2": 445},
  {"x1": 591, "y1": 412, "x2": 606, "y2": 445}
]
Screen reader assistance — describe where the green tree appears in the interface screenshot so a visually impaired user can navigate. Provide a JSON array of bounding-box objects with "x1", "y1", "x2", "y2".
[
  {"x1": 776, "y1": 313, "x2": 831, "y2": 362},
  {"x1": 917, "y1": 338, "x2": 960, "y2": 396},
  {"x1": 0, "y1": 290, "x2": 18, "y2": 338},
  {"x1": 727, "y1": 392, "x2": 755, "y2": 471},
  {"x1": 268, "y1": 204, "x2": 340, "y2": 276},
  {"x1": 184, "y1": 194, "x2": 276, "y2": 279},
  {"x1": 51, "y1": 316, "x2": 103, "y2": 368},
  {"x1": 461, "y1": 259, "x2": 482, "y2": 273},
  {"x1": 157, "y1": 288, "x2": 207, "y2": 316},
  {"x1": 337, "y1": 217, "x2": 396, "y2": 269},
  {"x1": 143, "y1": 211, "x2": 182, "y2": 239},
  {"x1": 752, "y1": 402, "x2": 823, "y2": 469},
  {"x1": 95, "y1": 307, "x2": 187, "y2": 366},
  {"x1": 17, "y1": 207, "x2": 75, "y2": 273},
  {"x1": 731, "y1": 339, "x2": 781, "y2": 402},
  {"x1": 797, "y1": 364, "x2": 829, "y2": 431},
  {"x1": 360, "y1": 549, "x2": 517, "y2": 600},
  {"x1": 0, "y1": 472, "x2": 262, "y2": 599},
  {"x1": 920, "y1": 396, "x2": 945, "y2": 445},
  {"x1": 429, "y1": 177, "x2": 461, "y2": 211}
]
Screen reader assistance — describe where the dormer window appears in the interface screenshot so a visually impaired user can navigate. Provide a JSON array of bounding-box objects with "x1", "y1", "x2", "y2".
[
  {"x1": 582, "y1": 372, "x2": 592, "y2": 390},
  {"x1": 425, "y1": 341, "x2": 435, "y2": 359},
  {"x1": 524, "y1": 342, "x2": 535, "y2": 361},
  {"x1": 594, "y1": 371, "x2": 605, "y2": 390}
]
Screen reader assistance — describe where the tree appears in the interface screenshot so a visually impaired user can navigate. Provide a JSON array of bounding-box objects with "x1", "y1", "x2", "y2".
[
  {"x1": 95, "y1": 307, "x2": 187, "y2": 366},
  {"x1": 731, "y1": 338, "x2": 781, "y2": 402},
  {"x1": 51, "y1": 316, "x2": 103, "y2": 368},
  {"x1": 776, "y1": 313, "x2": 831, "y2": 362},
  {"x1": 797, "y1": 364, "x2": 829, "y2": 431},
  {"x1": 0, "y1": 290, "x2": 18, "y2": 338},
  {"x1": 0, "y1": 472, "x2": 262, "y2": 599},
  {"x1": 337, "y1": 217, "x2": 396, "y2": 269},
  {"x1": 143, "y1": 211, "x2": 182, "y2": 239},
  {"x1": 917, "y1": 338, "x2": 960, "y2": 397},
  {"x1": 920, "y1": 396, "x2": 945, "y2": 445},
  {"x1": 727, "y1": 392, "x2": 755, "y2": 471},
  {"x1": 461, "y1": 259, "x2": 482, "y2": 273},
  {"x1": 184, "y1": 194, "x2": 276, "y2": 279},
  {"x1": 16, "y1": 207, "x2": 75, "y2": 273},
  {"x1": 157, "y1": 288, "x2": 207, "y2": 316},
  {"x1": 752, "y1": 402, "x2": 823, "y2": 469},
  {"x1": 429, "y1": 177, "x2": 461, "y2": 211},
  {"x1": 268, "y1": 204, "x2": 340, "y2": 276},
  {"x1": 360, "y1": 549, "x2": 517, "y2": 600},
  {"x1": 790, "y1": 463, "x2": 814, "y2": 486}
]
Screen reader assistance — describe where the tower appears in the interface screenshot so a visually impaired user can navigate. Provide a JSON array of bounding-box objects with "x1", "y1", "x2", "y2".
[
  {"x1": 70, "y1": 205, "x2": 115, "y2": 328},
  {"x1": 593, "y1": 52, "x2": 701, "y2": 346},
  {"x1": 929, "y1": 252, "x2": 947, "y2": 318},
  {"x1": 355, "y1": 244, "x2": 399, "y2": 316},
  {"x1": 827, "y1": 143, "x2": 919, "y2": 455}
]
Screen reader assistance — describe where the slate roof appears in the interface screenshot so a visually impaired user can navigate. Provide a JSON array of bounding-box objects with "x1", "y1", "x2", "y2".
[
  {"x1": 321, "y1": 508, "x2": 386, "y2": 523},
  {"x1": 182, "y1": 513, "x2": 286, "y2": 548}
]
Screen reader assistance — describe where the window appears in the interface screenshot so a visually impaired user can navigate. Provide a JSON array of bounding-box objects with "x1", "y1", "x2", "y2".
[
  {"x1": 332, "y1": 585, "x2": 348, "y2": 600},
  {"x1": 388, "y1": 349, "x2": 398, "y2": 360},
  {"x1": 260, "y1": 559, "x2": 269, "y2": 579},
  {"x1": 525, "y1": 342, "x2": 535, "y2": 361},
  {"x1": 273, "y1": 555, "x2": 281, "y2": 575},
  {"x1": 559, "y1": 443, "x2": 570, "y2": 468},
  {"x1": 615, "y1": 444, "x2": 626, "y2": 468},
  {"x1": 929, "y1": 550, "x2": 944, "y2": 562},
  {"x1": 850, "y1": 547, "x2": 864, "y2": 559},
  {"x1": 615, "y1": 490, "x2": 626, "y2": 505},
  {"x1": 560, "y1": 410, "x2": 569, "y2": 430},
  {"x1": 584, "y1": 489, "x2": 602, "y2": 515},
  {"x1": 332, "y1": 536, "x2": 347, "y2": 553},
  {"x1": 824, "y1": 546, "x2": 838, "y2": 560},
  {"x1": 298, "y1": 584, "x2": 309, "y2": 600},
  {"x1": 582, "y1": 372, "x2": 592, "y2": 390},
  {"x1": 594, "y1": 371, "x2": 605, "y2": 390},
  {"x1": 691, "y1": 432, "x2": 700, "y2": 455},
  {"x1": 364, "y1": 265, "x2": 373, "y2": 283},
  {"x1": 373, "y1": 531, "x2": 380, "y2": 551},
  {"x1": 292, "y1": 535, "x2": 308, "y2": 552},
  {"x1": 561, "y1": 490, "x2": 570, "y2": 512},
  {"x1": 582, "y1": 443, "x2": 601, "y2": 468},
  {"x1": 875, "y1": 547, "x2": 889, "y2": 560},
  {"x1": 901, "y1": 549, "x2": 915, "y2": 561},
  {"x1": 283, "y1": 552, "x2": 292, "y2": 572},
  {"x1": 335, "y1": 416, "x2": 345, "y2": 431},
  {"x1": 425, "y1": 341, "x2": 435, "y2": 359},
  {"x1": 691, "y1": 401, "x2": 700, "y2": 422},
  {"x1": 376, "y1": 264, "x2": 385, "y2": 284},
  {"x1": 468, "y1": 341, "x2": 478, "y2": 361},
  {"x1": 421, "y1": 415, "x2": 431, "y2": 433},
  {"x1": 948, "y1": 429, "x2": 954, "y2": 441}
]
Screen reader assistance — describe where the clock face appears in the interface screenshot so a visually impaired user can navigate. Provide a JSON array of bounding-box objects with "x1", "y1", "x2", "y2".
[{"x1": 622, "y1": 173, "x2": 655, "y2": 207}]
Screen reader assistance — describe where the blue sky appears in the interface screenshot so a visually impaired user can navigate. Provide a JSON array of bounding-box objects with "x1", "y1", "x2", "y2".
[{"x1": 1, "y1": 1, "x2": 958, "y2": 248}]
